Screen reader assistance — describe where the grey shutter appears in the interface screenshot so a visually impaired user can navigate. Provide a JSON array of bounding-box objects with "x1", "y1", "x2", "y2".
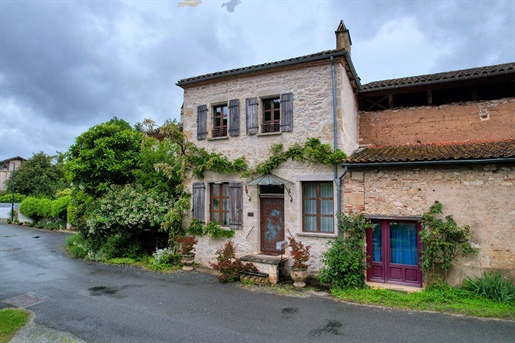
[
  {"x1": 197, "y1": 105, "x2": 207, "y2": 140},
  {"x1": 192, "y1": 182, "x2": 205, "y2": 224},
  {"x1": 229, "y1": 182, "x2": 243, "y2": 229},
  {"x1": 280, "y1": 93, "x2": 293, "y2": 132},
  {"x1": 228, "y1": 99, "x2": 240, "y2": 136},
  {"x1": 246, "y1": 97, "x2": 258, "y2": 135}
]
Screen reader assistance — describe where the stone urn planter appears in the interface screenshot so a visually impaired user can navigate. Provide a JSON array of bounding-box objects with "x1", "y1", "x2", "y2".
[
  {"x1": 181, "y1": 253, "x2": 195, "y2": 271},
  {"x1": 175, "y1": 235, "x2": 198, "y2": 271},
  {"x1": 287, "y1": 236, "x2": 311, "y2": 288},
  {"x1": 290, "y1": 267, "x2": 308, "y2": 288}
]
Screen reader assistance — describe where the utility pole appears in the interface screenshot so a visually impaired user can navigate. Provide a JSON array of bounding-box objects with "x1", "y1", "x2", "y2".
[{"x1": 10, "y1": 162, "x2": 16, "y2": 222}]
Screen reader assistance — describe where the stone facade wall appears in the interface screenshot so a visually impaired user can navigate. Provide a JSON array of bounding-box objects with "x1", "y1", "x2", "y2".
[
  {"x1": 359, "y1": 98, "x2": 515, "y2": 146},
  {"x1": 181, "y1": 59, "x2": 359, "y2": 273},
  {"x1": 344, "y1": 164, "x2": 515, "y2": 285}
]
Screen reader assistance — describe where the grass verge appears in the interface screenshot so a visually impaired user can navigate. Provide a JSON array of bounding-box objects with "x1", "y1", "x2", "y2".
[
  {"x1": 331, "y1": 284, "x2": 515, "y2": 320},
  {"x1": 0, "y1": 308, "x2": 29, "y2": 343}
]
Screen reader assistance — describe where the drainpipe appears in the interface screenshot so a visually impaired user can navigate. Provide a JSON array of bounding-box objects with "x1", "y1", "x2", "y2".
[{"x1": 331, "y1": 56, "x2": 348, "y2": 218}]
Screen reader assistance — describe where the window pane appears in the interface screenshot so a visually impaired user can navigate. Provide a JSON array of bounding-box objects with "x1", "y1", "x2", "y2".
[
  {"x1": 372, "y1": 223, "x2": 382, "y2": 262},
  {"x1": 320, "y1": 182, "x2": 333, "y2": 198},
  {"x1": 303, "y1": 183, "x2": 316, "y2": 198},
  {"x1": 390, "y1": 222, "x2": 418, "y2": 265},
  {"x1": 212, "y1": 198, "x2": 219, "y2": 210},
  {"x1": 320, "y1": 217, "x2": 334, "y2": 232},
  {"x1": 273, "y1": 99, "x2": 280, "y2": 108},
  {"x1": 212, "y1": 184, "x2": 220, "y2": 196},
  {"x1": 212, "y1": 212, "x2": 219, "y2": 224},
  {"x1": 223, "y1": 198, "x2": 229, "y2": 211},
  {"x1": 304, "y1": 216, "x2": 316, "y2": 232},
  {"x1": 304, "y1": 200, "x2": 316, "y2": 214},
  {"x1": 222, "y1": 184, "x2": 229, "y2": 197},
  {"x1": 222, "y1": 212, "x2": 230, "y2": 226},
  {"x1": 320, "y1": 200, "x2": 333, "y2": 214}
]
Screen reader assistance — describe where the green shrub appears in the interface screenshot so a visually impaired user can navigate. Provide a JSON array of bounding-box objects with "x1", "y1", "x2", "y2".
[
  {"x1": 319, "y1": 213, "x2": 372, "y2": 289},
  {"x1": 420, "y1": 201, "x2": 478, "y2": 283},
  {"x1": 102, "y1": 231, "x2": 142, "y2": 260},
  {"x1": 463, "y1": 271, "x2": 515, "y2": 303},
  {"x1": 0, "y1": 193, "x2": 26, "y2": 203},
  {"x1": 51, "y1": 196, "x2": 70, "y2": 219},
  {"x1": 19, "y1": 196, "x2": 40, "y2": 220},
  {"x1": 65, "y1": 234, "x2": 89, "y2": 259},
  {"x1": 151, "y1": 248, "x2": 181, "y2": 270}
]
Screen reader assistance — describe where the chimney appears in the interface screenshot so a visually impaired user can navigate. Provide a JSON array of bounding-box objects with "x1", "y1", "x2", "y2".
[{"x1": 335, "y1": 20, "x2": 352, "y2": 55}]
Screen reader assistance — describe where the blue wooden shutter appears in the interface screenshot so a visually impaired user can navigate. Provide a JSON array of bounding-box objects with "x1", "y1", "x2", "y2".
[
  {"x1": 197, "y1": 105, "x2": 207, "y2": 140},
  {"x1": 280, "y1": 93, "x2": 293, "y2": 132},
  {"x1": 229, "y1": 99, "x2": 240, "y2": 136},
  {"x1": 246, "y1": 97, "x2": 258, "y2": 135},
  {"x1": 192, "y1": 182, "x2": 205, "y2": 224},
  {"x1": 229, "y1": 182, "x2": 243, "y2": 229}
]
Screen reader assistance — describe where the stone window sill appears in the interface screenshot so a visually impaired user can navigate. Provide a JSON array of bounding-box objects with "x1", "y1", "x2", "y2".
[
  {"x1": 257, "y1": 132, "x2": 282, "y2": 137},
  {"x1": 297, "y1": 232, "x2": 337, "y2": 239},
  {"x1": 207, "y1": 136, "x2": 229, "y2": 141}
]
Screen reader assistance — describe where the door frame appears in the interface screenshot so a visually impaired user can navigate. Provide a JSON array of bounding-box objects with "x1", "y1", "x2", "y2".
[
  {"x1": 366, "y1": 220, "x2": 423, "y2": 287},
  {"x1": 259, "y1": 194, "x2": 285, "y2": 254}
]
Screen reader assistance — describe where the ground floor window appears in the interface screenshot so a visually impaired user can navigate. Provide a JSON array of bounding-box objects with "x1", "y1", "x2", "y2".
[
  {"x1": 302, "y1": 181, "x2": 334, "y2": 233},
  {"x1": 366, "y1": 220, "x2": 422, "y2": 287},
  {"x1": 210, "y1": 183, "x2": 230, "y2": 226}
]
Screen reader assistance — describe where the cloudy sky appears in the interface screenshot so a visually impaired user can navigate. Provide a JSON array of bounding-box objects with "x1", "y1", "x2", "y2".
[{"x1": 1, "y1": 0, "x2": 513, "y2": 161}]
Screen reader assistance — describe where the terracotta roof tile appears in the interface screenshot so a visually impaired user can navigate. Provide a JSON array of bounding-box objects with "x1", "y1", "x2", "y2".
[
  {"x1": 361, "y1": 62, "x2": 515, "y2": 92},
  {"x1": 345, "y1": 139, "x2": 515, "y2": 164}
]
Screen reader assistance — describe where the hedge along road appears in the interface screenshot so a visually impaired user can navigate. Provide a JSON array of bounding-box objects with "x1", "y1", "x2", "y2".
[{"x1": 0, "y1": 223, "x2": 514, "y2": 343}]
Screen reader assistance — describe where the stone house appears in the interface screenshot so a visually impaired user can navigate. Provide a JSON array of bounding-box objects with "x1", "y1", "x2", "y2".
[
  {"x1": 0, "y1": 156, "x2": 25, "y2": 191},
  {"x1": 176, "y1": 21, "x2": 514, "y2": 287}
]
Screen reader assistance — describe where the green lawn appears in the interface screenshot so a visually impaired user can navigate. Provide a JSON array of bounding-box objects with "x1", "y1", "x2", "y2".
[
  {"x1": 331, "y1": 285, "x2": 515, "y2": 320},
  {"x1": 0, "y1": 308, "x2": 29, "y2": 343}
]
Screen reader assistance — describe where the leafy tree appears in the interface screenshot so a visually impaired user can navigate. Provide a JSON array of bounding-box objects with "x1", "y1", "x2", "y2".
[
  {"x1": 65, "y1": 118, "x2": 143, "y2": 197},
  {"x1": 4, "y1": 152, "x2": 65, "y2": 199}
]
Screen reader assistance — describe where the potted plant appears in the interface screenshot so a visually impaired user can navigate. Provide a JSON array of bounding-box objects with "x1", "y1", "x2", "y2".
[
  {"x1": 175, "y1": 235, "x2": 198, "y2": 271},
  {"x1": 288, "y1": 236, "x2": 311, "y2": 288}
]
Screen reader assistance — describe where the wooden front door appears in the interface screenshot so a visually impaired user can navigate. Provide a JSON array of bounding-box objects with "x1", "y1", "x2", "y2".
[
  {"x1": 366, "y1": 221, "x2": 422, "y2": 287},
  {"x1": 260, "y1": 196, "x2": 285, "y2": 254}
]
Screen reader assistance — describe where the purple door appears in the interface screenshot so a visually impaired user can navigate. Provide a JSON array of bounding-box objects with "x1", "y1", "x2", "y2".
[
  {"x1": 260, "y1": 197, "x2": 284, "y2": 254},
  {"x1": 366, "y1": 221, "x2": 422, "y2": 287}
]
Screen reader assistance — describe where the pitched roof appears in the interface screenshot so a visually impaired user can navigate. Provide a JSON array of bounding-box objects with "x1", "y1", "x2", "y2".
[
  {"x1": 344, "y1": 139, "x2": 515, "y2": 165},
  {"x1": 0, "y1": 156, "x2": 26, "y2": 164},
  {"x1": 177, "y1": 49, "x2": 360, "y2": 89},
  {"x1": 360, "y1": 62, "x2": 515, "y2": 92}
]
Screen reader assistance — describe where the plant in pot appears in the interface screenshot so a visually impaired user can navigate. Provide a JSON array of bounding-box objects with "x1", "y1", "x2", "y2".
[
  {"x1": 175, "y1": 235, "x2": 198, "y2": 271},
  {"x1": 288, "y1": 236, "x2": 311, "y2": 288}
]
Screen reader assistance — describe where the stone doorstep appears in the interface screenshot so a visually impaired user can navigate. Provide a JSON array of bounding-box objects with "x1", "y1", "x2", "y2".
[
  {"x1": 241, "y1": 254, "x2": 289, "y2": 284},
  {"x1": 366, "y1": 282, "x2": 423, "y2": 294}
]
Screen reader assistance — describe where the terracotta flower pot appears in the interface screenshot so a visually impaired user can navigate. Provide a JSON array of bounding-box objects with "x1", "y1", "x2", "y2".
[
  {"x1": 290, "y1": 267, "x2": 308, "y2": 288},
  {"x1": 181, "y1": 253, "x2": 195, "y2": 271}
]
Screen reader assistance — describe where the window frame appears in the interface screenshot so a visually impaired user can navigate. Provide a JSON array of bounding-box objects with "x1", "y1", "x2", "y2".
[
  {"x1": 210, "y1": 183, "x2": 230, "y2": 226},
  {"x1": 212, "y1": 104, "x2": 228, "y2": 138},
  {"x1": 302, "y1": 181, "x2": 334, "y2": 233},
  {"x1": 261, "y1": 97, "x2": 281, "y2": 133}
]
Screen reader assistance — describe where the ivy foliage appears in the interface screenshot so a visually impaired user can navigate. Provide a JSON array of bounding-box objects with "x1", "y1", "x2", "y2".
[
  {"x1": 186, "y1": 219, "x2": 235, "y2": 239},
  {"x1": 244, "y1": 138, "x2": 347, "y2": 177},
  {"x1": 319, "y1": 213, "x2": 372, "y2": 289},
  {"x1": 420, "y1": 201, "x2": 479, "y2": 283}
]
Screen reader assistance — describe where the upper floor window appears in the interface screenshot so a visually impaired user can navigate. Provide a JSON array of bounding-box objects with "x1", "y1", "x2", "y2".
[
  {"x1": 302, "y1": 181, "x2": 334, "y2": 233},
  {"x1": 246, "y1": 93, "x2": 293, "y2": 135},
  {"x1": 197, "y1": 100, "x2": 240, "y2": 140},
  {"x1": 212, "y1": 104, "x2": 228, "y2": 138},
  {"x1": 262, "y1": 98, "x2": 281, "y2": 133}
]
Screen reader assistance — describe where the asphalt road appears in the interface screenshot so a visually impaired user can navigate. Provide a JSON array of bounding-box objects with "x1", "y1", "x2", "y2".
[{"x1": 1, "y1": 223, "x2": 514, "y2": 343}]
